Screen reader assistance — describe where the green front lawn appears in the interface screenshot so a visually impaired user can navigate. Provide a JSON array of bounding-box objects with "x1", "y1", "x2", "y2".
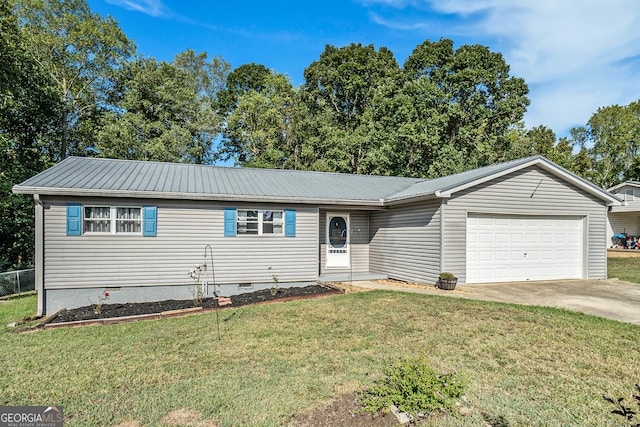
[
  {"x1": 1, "y1": 292, "x2": 638, "y2": 426},
  {"x1": 609, "y1": 256, "x2": 640, "y2": 283}
]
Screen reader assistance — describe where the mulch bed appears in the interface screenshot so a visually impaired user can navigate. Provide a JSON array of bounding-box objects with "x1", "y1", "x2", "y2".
[
  {"x1": 47, "y1": 284, "x2": 340, "y2": 325},
  {"x1": 291, "y1": 393, "x2": 399, "y2": 427}
]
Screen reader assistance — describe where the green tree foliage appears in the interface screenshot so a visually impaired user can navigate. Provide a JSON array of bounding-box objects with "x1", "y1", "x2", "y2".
[
  {"x1": 1, "y1": 1, "x2": 60, "y2": 269},
  {"x1": 506, "y1": 125, "x2": 575, "y2": 171},
  {"x1": 220, "y1": 40, "x2": 530, "y2": 178},
  {"x1": 97, "y1": 51, "x2": 228, "y2": 163},
  {"x1": 573, "y1": 102, "x2": 640, "y2": 188},
  {"x1": 221, "y1": 71, "x2": 301, "y2": 168},
  {"x1": 388, "y1": 39, "x2": 530, "y2": 177},
  {"x1": 300, "y1": 43, "x2": 401, "y2": 173},
  {"x1": 216, "y1": 63, "x2": 271, "y2": 116},
  {"x1": 15, "y1": 0, "x2": 135, "y2": 159}
]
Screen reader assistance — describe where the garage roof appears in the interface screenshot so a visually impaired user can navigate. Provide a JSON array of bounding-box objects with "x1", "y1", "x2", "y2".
[{"x1": 13, "y1": 155, "x2": 621, "y2": 206}]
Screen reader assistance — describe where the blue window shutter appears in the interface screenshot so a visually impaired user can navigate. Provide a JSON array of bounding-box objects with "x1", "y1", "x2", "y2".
[
  {"x1": 143, "y1": 206, "x2": 157, "y2": 237},
  {"x1": 284, "y1": 209, "x2": 296, "y2": 237},
  {"x1": 224, "y1": 208, "x2": 237, "y2": 237},
  {"x1": 66, "y1": 204, "x2": 82, "y2": 236}
]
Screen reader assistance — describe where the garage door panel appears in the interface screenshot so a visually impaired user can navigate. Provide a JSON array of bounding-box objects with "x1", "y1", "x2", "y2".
[
  {"x1": 510, "y1": 233, "x2": 524, "y2": 244},
  {"x1": 467, "y1": 214, "x2": 583, "y2": 283},
  {"x1": 495, "y1": 233, "x2": 509, "y2": 244},
  {"x1": 539, "y1": 233, "x2": 553, "y2": 244},
  {"x1": 540, "y1": 250, "x2": 554, "y2": 261}
]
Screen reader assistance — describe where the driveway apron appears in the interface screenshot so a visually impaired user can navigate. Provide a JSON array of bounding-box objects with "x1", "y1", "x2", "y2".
[{"x1": 350, "y1": 279, "x2": 640, "y2": 325}]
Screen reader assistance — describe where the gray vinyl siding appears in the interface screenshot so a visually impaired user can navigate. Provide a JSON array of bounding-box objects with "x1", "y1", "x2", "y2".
[
  {"x1": 42, "y1": 196, "x2": 318, "y2": 289},
  {"x1": 608, "y1": 212, "x2": 640, "y2": 237},
  {"x1": 369, "y1": 200, "x2": 442, "y2": 284},
  {"x1": 319, "y1": 210, "x2": 369, "y2": 275},
  {"x1": 442, "y1": 166, "x2": 609, "y2": 284}
]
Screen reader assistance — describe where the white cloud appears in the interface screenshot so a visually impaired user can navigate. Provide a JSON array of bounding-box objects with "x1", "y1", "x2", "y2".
[
  {"x1": 106, "y1": 0, "x2": 168, "y2": 17},
  {"x1": 366, "y1": 0, "x2": 640, "y2": 135}
]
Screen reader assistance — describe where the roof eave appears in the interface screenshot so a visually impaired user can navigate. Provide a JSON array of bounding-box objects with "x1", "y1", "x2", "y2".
[
  {"x1": 384, "y1": 192, "x2": 443, "y2": 206},
  {"x1": 11, "y1": 186, "x2": 387, "y2": 207},
  {"x1": 608, "y1": 181, "x2": 640, "y2": 192}
]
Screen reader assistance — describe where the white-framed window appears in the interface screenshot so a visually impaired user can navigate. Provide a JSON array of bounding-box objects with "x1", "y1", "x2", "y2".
[
  {"x1": 237, "y1": 210, "x2": 283, "y2": 235},
  {"x1": 83, "y1": 206, "x2": 142, "y2": 234}
]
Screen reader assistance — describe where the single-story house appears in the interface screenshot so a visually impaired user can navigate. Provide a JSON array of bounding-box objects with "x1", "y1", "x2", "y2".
[
  {"x1": 13, "y1": 155, "x2": 620, "y2": 316},
  {"x1": 607, "y1": 181, "x2": 640, "y2": 245}
]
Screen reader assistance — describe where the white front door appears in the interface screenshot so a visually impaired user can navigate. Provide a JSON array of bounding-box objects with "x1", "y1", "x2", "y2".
[
  {"x1": 466, "y1": 214, "x2": 584, "y2": 283},
  {"x1": 326, "y1": 213, "x2": 350, "y2": 268}
]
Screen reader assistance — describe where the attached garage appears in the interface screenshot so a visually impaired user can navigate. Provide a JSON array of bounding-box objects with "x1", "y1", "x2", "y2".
[
  {"x1": 435, "y1": 157, "x2": 621, "y2": 286},
  {"x1": 466, "y1": 214, "x2": 584, "y2": 283}
]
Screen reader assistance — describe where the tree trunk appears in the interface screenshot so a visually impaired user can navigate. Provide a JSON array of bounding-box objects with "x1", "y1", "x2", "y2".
[{"x1": 60, "y1": 106, "x2": 68, "y2": 160}]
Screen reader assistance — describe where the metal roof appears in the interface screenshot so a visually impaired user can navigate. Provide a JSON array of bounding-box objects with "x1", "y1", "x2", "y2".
[
  {"x1": 608, "y1": 181, "x2": 640, "y2": 192},
  {"x1": 13, "y1": 155, "x2": 620, "y2": 206},
  {"x1": 387, "y1": 156, "x2": 621, "y2": 206},
  {"x1": 14, "y1": 157, "x2": 422, "y2": 205}
]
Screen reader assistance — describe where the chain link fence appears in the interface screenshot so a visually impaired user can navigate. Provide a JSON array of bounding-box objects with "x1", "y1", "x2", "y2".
[{"x1": 0, "y1": 269, "x2": 35, "y2": 297}]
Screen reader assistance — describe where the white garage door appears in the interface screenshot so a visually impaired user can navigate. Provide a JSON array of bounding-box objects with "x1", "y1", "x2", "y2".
[{"x1": 466, "y1": 214, "x2": 584, "y2": 283}]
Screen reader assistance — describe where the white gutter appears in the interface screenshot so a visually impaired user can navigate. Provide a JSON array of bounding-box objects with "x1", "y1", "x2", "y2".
[{"x1": 12, "y1": 186, "x2": 388, "y2": 207}]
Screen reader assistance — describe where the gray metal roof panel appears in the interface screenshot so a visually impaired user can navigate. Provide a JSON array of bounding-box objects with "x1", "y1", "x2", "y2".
[
  {"x1": 16, "y1": 157, "x2": 422, "y2": 202},
  {"x1": 14, "y1": 155, "x2": 618, "y2": 206},
  {"x1": 387, "y1": 156, "x2": 540, "y2": 201}
]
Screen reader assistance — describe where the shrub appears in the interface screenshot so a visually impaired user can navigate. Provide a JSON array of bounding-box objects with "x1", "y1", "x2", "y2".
[{"x1": 358, "y1": 355, "x2": 467, "y2": 418}]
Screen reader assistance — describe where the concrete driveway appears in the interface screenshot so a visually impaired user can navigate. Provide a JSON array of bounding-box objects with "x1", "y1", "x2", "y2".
[{"x1": 350, "y1": 279, "x2": 640, "y2": 325}]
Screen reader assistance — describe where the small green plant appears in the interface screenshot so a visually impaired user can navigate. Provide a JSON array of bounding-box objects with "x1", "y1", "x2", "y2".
[
  {"x1": 94, "y1": 291, "x2": 110, "y2": 315},
  {"x1": 603, "y1": 384, "x2": 640, "y2": 426},
  {"x1": 357, "y1": 355, "x2": 467, "y2": 418},
  {"x1": 439, "y1": 272, "x2": 456, "y2": 280},
  {"x1": 268, "y1": 266, "x2": 279, "y2": 296},
  {"x1": 187, "y1": 264, "x2": 205, "y2": 303}
]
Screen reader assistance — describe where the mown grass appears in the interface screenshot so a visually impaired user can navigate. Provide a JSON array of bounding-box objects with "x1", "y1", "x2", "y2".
[
  {"x1": 609, "y1": 256, "x2": 640, "y2": 284},
  {"x1": 1, "y1": 292, "x2": 639, "y2": 426}
]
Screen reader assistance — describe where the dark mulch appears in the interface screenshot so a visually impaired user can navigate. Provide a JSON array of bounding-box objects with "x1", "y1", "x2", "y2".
[
  {"x1": 49, "y1": 284, "x2": 338, "y2": 324},
  {"x1": 291, "y1": 393, "x2": 399, "y2": 427}
]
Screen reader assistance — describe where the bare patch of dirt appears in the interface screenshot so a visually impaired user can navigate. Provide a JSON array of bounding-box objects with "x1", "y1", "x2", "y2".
[
  {"x1": 325, "y1": 282, "x2": 374, "y2": 293},
  {"x1": 161, "y1": 408, "x2": 219, "y2": 427},
  {"x1": 113, "y1": 421, "x2": 141, "y2": 427},
  {"x1": 291, "y1": 393, "x2": 399, "y2": 427},
  {"x1": 608, "y1": 249, "x2": 640, "y2": 258},
  {"x1": 332, "y1": 278, "x2": 473, "y2": 294},
  {"x1": 48, "y1": 284, "x2": 340, "y2": 324}
]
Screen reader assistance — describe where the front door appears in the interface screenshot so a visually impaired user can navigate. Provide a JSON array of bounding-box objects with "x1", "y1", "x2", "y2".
[{"x1": 326, "y1": 213, "x2": 349, "y2": 268}]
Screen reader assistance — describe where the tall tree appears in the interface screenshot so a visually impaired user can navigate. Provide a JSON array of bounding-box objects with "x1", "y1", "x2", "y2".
[
  {"x1": 15, "y1": 0, "x2": 135, "y2": 159},
  {"x1": 1, "y1": 1, "x2": 61, "y2": 269},
  {"x1": 173, "y1": 49, "x2": 229, "y2": 163},
  {"x1": 569, "y1": 102, "x2": 640, "y2": 187},
  {"x1": 589, "y1": 103, "x2": 640, "y2": 187},
  {"x1": 216, "y1": 63, "x2": 271, "y2": 116},
  {"x1": 300, "y1": 43, "x2": 400, "y2": 173},
  {"x1": 505, "y1": 125, "x2": 577, "y2": 171},
  {"x1": 221, "y1": 71, "x2": 300, "y2": 168},
  {"x1": 392, "y1": 38, "x2": 530, "y2": 177},
  {"x1": 98, "y1": 52, "x2": 227, "y2": 163}
]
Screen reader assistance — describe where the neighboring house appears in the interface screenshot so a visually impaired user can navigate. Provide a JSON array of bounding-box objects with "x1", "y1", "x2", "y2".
[
  {"x1": 13, "y1": 155, "x2": 620, "y2": 315},
  {"x1": 607, "y1": 181, "x2": 640, "y2": 244}
]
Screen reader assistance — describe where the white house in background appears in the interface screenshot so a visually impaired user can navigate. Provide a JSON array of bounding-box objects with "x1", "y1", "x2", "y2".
[
  {"x1": 13, "y1": 155, "x2": 620, "y2": 316},
  {"x1": 607, "y1": 181, "x2": 640, "y2": 244}
]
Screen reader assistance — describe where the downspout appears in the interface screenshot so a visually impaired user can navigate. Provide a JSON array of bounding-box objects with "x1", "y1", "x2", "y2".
[
  {"x1": 439, "y1": 199, "x2": 445, "y2": 278},
  {"x1": 33, "y1": 195, "x2": 44, "y2": 316}
]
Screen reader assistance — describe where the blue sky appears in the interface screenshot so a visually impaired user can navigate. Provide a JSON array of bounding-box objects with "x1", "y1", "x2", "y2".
[{"x1": 88, "y1": 0, "x2": 640, "y2": 139}]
